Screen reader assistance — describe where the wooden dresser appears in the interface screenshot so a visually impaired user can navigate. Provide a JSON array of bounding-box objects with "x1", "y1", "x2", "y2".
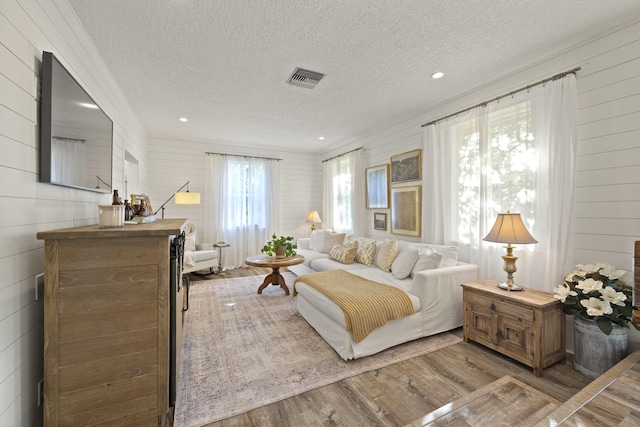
[
  {"x1": 37, "y1": 219, "x2": 187, "y2": 426},
  {"x1": 462, "y1": 280, "x2": 565, "y2": 377}
]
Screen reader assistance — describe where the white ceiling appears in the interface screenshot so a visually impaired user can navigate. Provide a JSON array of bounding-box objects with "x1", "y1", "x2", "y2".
[{"x1": 68, "y1": 0, "x2": 640, "y2": 154}]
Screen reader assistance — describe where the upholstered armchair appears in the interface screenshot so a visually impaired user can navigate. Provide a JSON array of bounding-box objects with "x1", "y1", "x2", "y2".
[{"x1": 183, "y1": 223, "x2": 218, "y2": 275}]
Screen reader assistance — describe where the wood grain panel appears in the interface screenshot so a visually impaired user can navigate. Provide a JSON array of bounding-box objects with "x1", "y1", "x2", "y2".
[
  {"x1": 58, "y1": 264, "x2": 158, "y2": 288},
  {"x1": 60, "y1": 395, "x2": 157, "y2": 427},
  {"x1": 58, "y1": 301, "x2": 157, "y2": 343},
  {"x1": 59, "y1": 374, "x2": 157, "y2": 422},
  {"x1": 57, "y1": 237, "x2": 159, "y2": 271},
  {"x1": 59, "y1": 328, "x2": 158, "y2": 367},
  {"x1": 58, "y1": 277, "x2": 157, "y2": 315},
  {"x1": 58, "y1": 349, "x2": 157, "y2": 394}
]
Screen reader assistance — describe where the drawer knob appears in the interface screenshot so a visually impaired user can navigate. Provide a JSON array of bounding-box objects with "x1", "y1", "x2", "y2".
[{"x1": 490, "y1": 303, "x2": 496, "y2": 311}]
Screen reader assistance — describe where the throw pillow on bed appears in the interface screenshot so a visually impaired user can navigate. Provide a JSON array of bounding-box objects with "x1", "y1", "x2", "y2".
[
  {"x1": 320, "y1": 231, "x2": 346, "y2": 253},
  {"x1": 391, "y1": 245, "x2": 420, "y2": 279},
  {"x1": 309, "y1": 230, "x2": 326, "y2": 251},
  {"x1": 329, "y1": 244, "x2": 357, "y2": 264},
  {"x1": 355, "y1": 239, "x2": 376, "y2": 265},
  {"x1": 411, "y1": 250, "x2": 444, "y2": 278},
  {"x1": 376, "y1": 239, "x2": 399, "y2": 272}
]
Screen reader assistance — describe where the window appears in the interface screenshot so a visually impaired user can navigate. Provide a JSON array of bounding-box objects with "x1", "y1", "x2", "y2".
[
  {"x1": 226, "y1": 157, "x2": 267, "y2": 228},
  {"x1": 322, "y1": 149, "x2": 363, "y2": 235}
]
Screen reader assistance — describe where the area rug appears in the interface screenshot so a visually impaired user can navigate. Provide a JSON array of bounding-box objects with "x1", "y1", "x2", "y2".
[{"x1": 173, "y1": 272, "x2": 462, "y2": 427}]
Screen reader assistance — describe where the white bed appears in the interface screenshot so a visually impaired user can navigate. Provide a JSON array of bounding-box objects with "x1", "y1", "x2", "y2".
[{"x1": 294, "y1": 264, "x2": 478, "y2": 360}]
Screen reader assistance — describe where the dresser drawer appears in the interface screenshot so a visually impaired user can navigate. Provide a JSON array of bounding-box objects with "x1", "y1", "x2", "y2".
[{"x1": 466, "y1": 291, "x2": 534, "y2": 322}]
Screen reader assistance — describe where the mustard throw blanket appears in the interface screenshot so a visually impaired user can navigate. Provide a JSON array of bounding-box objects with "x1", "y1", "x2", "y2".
[{"x1": 293, "y1": 269, "x2": 415, "y2": 343}]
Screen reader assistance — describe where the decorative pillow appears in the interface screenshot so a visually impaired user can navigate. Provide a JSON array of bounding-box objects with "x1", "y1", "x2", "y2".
[
  {"x1": 411, "y1": 251, "x2": 444, "y2": 277},
  {"x1": 343, "y1": 234, "x2": 358, "y2": 249},
  {"x1": 391, "y1": 246, "x2": 420, "y2": 280},
  {"x1": 309, "y1": 230, "x2": 326, "y2": 251},
  {"x1": 355, "y1": 239, "x2": 376, "y2": 266},
  {"x1": 185, "y1": 233, "x2": 196, "y2": 252},
  {"x1": 329, "y1": 244, "x2": 357, "y2": 264},
  {"x1": 376, "y1": 239, "x2": 399, "y2": 272},
  {"x1": 320, "y1": 232, "x2": 346, "y2": 254},
  {"x1": 427, "y1": 245, "x2": 459, "y2": 268}
]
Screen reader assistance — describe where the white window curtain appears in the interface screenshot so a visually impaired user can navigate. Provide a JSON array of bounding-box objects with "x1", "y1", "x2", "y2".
[
  {"x1": 322, "y1": 149, "x2": 364, "y2": 235},
  {"x1": 204, "y1": 154, "x2": 280, "y2": 269},
  {"x1": 51, "y1": 137, "x2": 86, "y2": 186},
  {"x1": 424, "y1": 75, "x2": 577, "y2": 292}
]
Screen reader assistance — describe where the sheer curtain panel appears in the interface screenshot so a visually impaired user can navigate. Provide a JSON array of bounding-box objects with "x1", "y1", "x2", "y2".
[
  {"x1": 322, "y1": 149, "x2": 364, "y2": 235},
  {"x1": 205, "y1": 154, "x2": 280, "y2": 269},
  {"x1": 424, "y1": 75, "x2": 577, "y2": 292}
]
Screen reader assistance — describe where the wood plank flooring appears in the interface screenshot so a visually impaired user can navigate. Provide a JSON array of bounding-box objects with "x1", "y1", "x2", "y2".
[{"x1": 186, "y1": 268, "x2": 591, "y2": 427}]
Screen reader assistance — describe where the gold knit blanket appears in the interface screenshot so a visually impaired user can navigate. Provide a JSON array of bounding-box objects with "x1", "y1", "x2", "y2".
[{"x1": 293, "y1": 269, "x2": 414, "y2": 343}]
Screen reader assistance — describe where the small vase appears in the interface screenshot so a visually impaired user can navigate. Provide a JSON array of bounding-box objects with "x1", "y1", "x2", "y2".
[
  {"x1": 573, "y1": 315, "x2": 628, "y2": 379},
  {"x1": 275, "y1": 247, "x2": 286, "y2": 259}
]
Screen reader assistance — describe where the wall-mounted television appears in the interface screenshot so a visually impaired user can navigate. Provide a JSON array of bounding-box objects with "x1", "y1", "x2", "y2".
[{"x1": 39, "y1": 51, "x2": 113, "y2": 193}]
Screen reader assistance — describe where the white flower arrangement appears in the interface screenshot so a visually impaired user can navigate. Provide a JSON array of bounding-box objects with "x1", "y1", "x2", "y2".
[{"x1": 553, "y1": 262, "x2": 638, "y2": 335}]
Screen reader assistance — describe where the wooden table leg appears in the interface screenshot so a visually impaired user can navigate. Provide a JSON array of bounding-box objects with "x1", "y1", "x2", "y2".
[{"x1": 257, "y1": 267, "x2": 289, "y2": 295}]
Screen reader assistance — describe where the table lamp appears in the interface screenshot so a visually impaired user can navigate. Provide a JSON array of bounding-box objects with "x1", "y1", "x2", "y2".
[
  {"x1": 306, "y1": 210, "x2": 322, "y2": 231},
  {"x1": 483, "y1": 211, "x2": 537, "y2": 291}
]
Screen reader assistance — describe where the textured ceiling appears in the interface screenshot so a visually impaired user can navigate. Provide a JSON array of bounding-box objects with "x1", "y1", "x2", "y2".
[{"x1": 68, "y1": 0, "x2": 640, "y2": 154}]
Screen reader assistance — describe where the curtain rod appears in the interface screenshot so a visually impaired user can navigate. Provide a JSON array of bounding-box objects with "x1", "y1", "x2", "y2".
[
  {"x1": 322, "y1": 146, "x2": 364, "y2": 163},
  {"x1": 421, "y1": 66, "x2": 581, "y2": 128},
  {"x1": 205, "y1": 152, "x2": 283, "y2": 161}
]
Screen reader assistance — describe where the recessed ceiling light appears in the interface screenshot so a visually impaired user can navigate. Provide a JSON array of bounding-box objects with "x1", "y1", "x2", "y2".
[
  {"x1": 319, "y1": 136, "x2": 325, "y2": 140},
  {"x1": 431, "y1": 71, "x2": 444, "y2": 79},
  {"x1": 179, "y1": 117, "x2": 188, "y2": 122},
  {"x1": 79, "y1": 102, "x2": 99, "y2": 109}
]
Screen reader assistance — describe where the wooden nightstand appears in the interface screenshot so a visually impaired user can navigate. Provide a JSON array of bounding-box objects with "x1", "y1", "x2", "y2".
[{"x1": 462, "y1": 280, "x2": 565, "y2": 377}]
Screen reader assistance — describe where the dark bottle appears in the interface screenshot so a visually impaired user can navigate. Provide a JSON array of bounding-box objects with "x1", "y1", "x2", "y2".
[
  {"x1": 138, "y1": 199, "x2": 148, "y2": 217},
  {"x1": 124, "y1": 200, "x2": 133, "y2": 221},
  {"x1": 112, "y1": 190, "x2": 123, "y2": 205}
]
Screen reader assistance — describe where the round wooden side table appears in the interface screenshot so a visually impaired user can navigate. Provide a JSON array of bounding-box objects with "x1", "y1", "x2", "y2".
[{"x1": 245, "y1": 254, "x2": 305, "y2": 295}]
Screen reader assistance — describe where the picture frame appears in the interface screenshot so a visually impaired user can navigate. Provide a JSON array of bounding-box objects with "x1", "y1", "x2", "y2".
[
  {"x1": 391, "y1": 185, "x2": 421, "y2": 237},
  {"x1": 390, "y1": 149, "x2": 421, "y2": 183},
  {"x1": 374, "y1": 212, "x2": 387, "y2": 231},
  {"x1": 366, "y1": 164, "x2": 389, "y2": 208}
]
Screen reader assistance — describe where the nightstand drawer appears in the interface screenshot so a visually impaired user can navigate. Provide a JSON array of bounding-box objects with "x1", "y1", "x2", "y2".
[{"x1": 465, "y1": 291, "x2": 534, "y2": 322}]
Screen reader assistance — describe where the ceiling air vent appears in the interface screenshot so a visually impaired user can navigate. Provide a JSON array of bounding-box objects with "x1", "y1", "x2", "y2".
[{"x1": 287, "y1": 68, "x2": 325, "y2": 89}]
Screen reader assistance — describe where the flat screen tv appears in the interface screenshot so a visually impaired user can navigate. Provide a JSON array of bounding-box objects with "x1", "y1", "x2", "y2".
[{"x1": 39, "y1": 51, "x2": 113, "y2": 193}]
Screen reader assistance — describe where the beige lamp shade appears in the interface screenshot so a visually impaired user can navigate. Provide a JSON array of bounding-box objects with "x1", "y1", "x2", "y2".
[
  {"x1": 483, "y1": 211, "x2": 537, "y2": 291},
  {"x1": 175, "y1": 191, "x2": 201, "y2": 205},
  {"x1": 306, "y1": 210, "x2": 322, "y2": 224},
  {"x1": 306, "y1": 210, "x2": 322, "y2": 231},
  {"x1": 483, "y1": 212, "x2": 537, "y2": 244}
]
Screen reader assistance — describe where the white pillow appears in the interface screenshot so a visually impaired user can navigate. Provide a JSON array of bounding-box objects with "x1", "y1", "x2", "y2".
[
  {"x1": 320, "y1": 232, "x2": 346, "y2": 254},
  {"x1": 376, "y1": 239, "x2": 399, "y2": 272},
  {"x1": 185, "y1": 233, "x2": 196, "y2": 252},
  {"x1": 411, "y1": 251, "x2": 444, "y2": 277},
  {"x1": 391, "y1": 246, "x2": 420, "y2": 279},
  {"x1": 427, "y1": 245, "x2": 459, "y2": 268},
  {"x1": 309, "y1": 230, "x2": 326, "y2": 251}
]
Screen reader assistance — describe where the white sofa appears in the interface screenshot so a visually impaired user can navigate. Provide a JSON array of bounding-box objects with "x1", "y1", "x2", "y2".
[{"x1": 291, "y1": 232, "x2": 479, "y2": 360}]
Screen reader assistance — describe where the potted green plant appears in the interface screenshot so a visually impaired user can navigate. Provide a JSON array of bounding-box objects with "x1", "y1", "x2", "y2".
[
  {"x1": 261, "y1": 233, "x2": 297, "y2": 258},
  {"x1": 553, "y1": 262, "x2": 639, "y2": 378}
]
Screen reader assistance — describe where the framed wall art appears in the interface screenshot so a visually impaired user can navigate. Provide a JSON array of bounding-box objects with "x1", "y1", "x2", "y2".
[
  {"x1": 366, "y1": 164, "x2": 389, "y2": 208},
  {"x1": 391, "y1": 185, "x2": 421, "y2": 237},
  {"x1": 374, "y1": 212, "x2": 387, "y2": 231},
  {"x1": 390, "y1": 149, "x2": 421, "y2": 183}
]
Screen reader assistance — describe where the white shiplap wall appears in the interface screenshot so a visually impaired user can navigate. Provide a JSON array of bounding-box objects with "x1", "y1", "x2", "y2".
[
  {"x1": 323, "y1": 20, "x2": 640, "y2": 274},
  {"x1": 147, "y1": 138, "x2": 320, "y2": 244},
  {"x1": 0, "y1": 1, "x2": 148, "y2": 425},
  {"x1": 320, "y1": 20, "x2": 640, "y2": 350}
]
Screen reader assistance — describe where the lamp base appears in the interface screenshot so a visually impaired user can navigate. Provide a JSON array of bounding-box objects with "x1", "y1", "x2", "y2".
[{"x1": 497, "y1": 282, "x2": 523, "y2": 291}]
